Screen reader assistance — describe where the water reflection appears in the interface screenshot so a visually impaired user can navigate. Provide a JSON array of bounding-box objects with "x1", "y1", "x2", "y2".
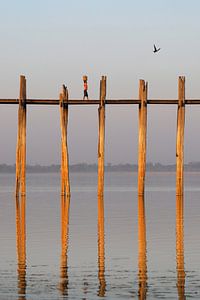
[
  {"x1": 138, "y1": 195, "x2": 148, "y2": 299},
  {"x1": 97, "y1": 195, "x2": 106, "y2": 297},
  {"x1": 176, "y1": 195, "x2": 186, "y2": 299},
  {"x1": 59, "y1": 195, "x2": 70, "y2": 296},
  {"x1": 82, "y1": 279, "x2": 89, "y2": 300},
  {"x1": 15, "y1": 196, "x2": 26, "y2": 300}
]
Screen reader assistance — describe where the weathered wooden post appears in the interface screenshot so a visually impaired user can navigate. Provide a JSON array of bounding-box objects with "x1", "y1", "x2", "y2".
[
  {"x1": 138, "y1": 195, "x2": 147, "y2": 299},
  {"x1": 59, "y1": 85, "x2": 70, "y2": 197},
  {"x1": 176, "y1": 76, "x2": 185, "y2": 196},
  {"x1": 138, "y1": 80, "x2": 148, "y2": 196},
  {"x1": 97, "y1": 76, "x2": 106, "y2": 294},
  {"x1": 97, "y1": 76, "x2": 106, "y2": 197},
  {"x1": 176, "y1": 195, "x2": 185, "y2": 299},
  {"x1": 15, "y1": 75, "x2": 27, "y2": 196}
]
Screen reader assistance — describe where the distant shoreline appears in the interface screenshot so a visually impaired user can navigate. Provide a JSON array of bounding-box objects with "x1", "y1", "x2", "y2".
[{"x1": 1, "y1": 162, "x2": 200, "y2": 173}]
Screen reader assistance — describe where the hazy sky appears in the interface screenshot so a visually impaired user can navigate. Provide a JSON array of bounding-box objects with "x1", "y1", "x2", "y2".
[{"x1": 1, "y1": 0, "x2": 200, "y2": 165}]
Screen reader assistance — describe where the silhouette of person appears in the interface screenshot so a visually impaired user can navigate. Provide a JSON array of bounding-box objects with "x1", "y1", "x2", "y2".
[{"x1": 83, "y1": 76, "x2": 89, "y2": 100}]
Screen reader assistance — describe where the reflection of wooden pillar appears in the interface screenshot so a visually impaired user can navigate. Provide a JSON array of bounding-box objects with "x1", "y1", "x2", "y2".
[
  {"x1": 138, "y1": 80, "x2": 148, "y2": 196},
  {"x1": 15, "y1": 196, "x2": 26, "y2": 298},
  {"x1": 16, "y1": 75, "x2": 27, "y2": 196},
  {"x1": 98, "y1": 195, "x2": 106, "y2": 297},
  {"x1": 176, "y1": 195, "x2": 185, "y2": 299},
  {"x1": 176, "y1": 77, "x2": 185, "y2": 196},
  {"x1": 59, "y1": 85, "x2": 70, "y2": 197},
  {"x1": 97, "y1": 76, "x2": 106, "y2": 198},
  {"x1": 138, "y1": 195, "x2": 147, "y2": 299},
  {"x1": 59, "y1": 195, "x2": 70, "y2": 296}
]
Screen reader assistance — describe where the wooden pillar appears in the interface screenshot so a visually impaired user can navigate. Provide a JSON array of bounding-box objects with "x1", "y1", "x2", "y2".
[
  {"x1": 176, "y1": 76, "x2": 185, "y2": 196},
  {"x1": 138, "y1": 80, "x2": 148, "y2": 196},
  {"x1": 59, "y1": 85, "x2": 70, "y2": 197},
  {"x1": 15, "y1": 75, "x2": 27, "y2": 196},
  {"x1": 138, "y1": 195, "x2": 147, "y2": 299},
  {"x1": 97, "y1": 76, "x2": 106, "y2": 295},
  {"x1": 176, "y1": 195, "x2": 185, "y2": 299},
  {"x1": 97, "y1": 76, "x2": 106, "y2": 197}
]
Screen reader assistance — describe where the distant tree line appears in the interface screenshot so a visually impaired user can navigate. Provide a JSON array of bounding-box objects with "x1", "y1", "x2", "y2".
[{"x1": 1, "y1": 162, "x2": 200, "y2": 173}]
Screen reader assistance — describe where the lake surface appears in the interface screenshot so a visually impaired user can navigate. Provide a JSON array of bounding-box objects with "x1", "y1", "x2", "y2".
[{"x1": 0, "y1": 171, "x2": 200, "y2": 299}]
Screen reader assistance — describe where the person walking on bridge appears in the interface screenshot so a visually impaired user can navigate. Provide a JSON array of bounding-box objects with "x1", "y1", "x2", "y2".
[{"x1": 83, "y1": 75, "x2": 89, "y2": 100}]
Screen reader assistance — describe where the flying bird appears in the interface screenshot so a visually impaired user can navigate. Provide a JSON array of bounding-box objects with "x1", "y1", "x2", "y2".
[{"x1": 153, "y1": 44, "x2": 161, "y2": 53}]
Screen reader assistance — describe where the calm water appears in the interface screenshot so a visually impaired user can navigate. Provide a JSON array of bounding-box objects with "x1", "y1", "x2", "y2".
[{"x1": 0, "y1": 172, "x2": 200, "y2": 299}]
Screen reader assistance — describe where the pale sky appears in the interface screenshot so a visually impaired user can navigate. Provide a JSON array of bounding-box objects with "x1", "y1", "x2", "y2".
[{"x1": 0, "y1": 0, "x2": 200, "y2": 165}]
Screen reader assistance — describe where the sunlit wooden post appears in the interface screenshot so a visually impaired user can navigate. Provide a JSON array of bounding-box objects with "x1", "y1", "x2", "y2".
[
  {"x1": 176, "y1": 76, "x2": 185, "y2": 196},
  {"x1": 176, "y1": 195, "x2": 185, "y2": 299},
  {"x1": 15, "y1": 75, "x2": 27, "y2": 196},
  {"x1": 97, "y1": 76, "x2": 106, "y2": 197},
  {"x1": 59, "y1": 85, "x2": 70, "y2": 197},
  {"x1": 97, "y1": 76, "x2": 106, "y2": 294},
  {"x1": 138, "y1": 80, "x2": 148, "y2": 196},
  {"x1": 138, "y1": 195, "x2": 147, "y2": 299}
]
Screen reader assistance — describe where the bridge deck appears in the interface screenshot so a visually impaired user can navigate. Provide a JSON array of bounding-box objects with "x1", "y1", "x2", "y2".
[{"x1": 1, "y1": 99, "x2": 200, "y2": 105}]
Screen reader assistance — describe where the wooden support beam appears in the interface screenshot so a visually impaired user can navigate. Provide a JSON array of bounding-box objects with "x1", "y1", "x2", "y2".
[
  {"x1": 97, "y1": 78, "x2": 106, "y2": 297},
  {"x1": 15, "y1": 75, "x2": 27, "y2": 196},
  {"x1": 3, "y1": 98, "x2": 200, "y2": 105},
  {"x1": 59, "y1": 85, "x2": 70, "y2": 197},
  {"x1": 97, "y1": 76, "x2": 106, "y2": 197},
  {"x1": 138, "y1": 80, "x2": 148, "y2": 196},
  {"x1": 176, "y1": 77, "x2": 185, "y2": 196}
]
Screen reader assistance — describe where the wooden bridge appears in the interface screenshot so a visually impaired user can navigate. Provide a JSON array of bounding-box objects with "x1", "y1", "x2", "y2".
[
  {"x1": 0, "y1": 75, "x2": 192, "y2": 197},
  {"x1": 7, "y1": 75, "x2": 187, "y2": 299}
]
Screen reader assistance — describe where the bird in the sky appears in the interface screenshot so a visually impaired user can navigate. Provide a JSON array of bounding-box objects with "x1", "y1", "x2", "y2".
[{"x1": 153, "y1": 44, "x2": 161, "y2": 53}]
